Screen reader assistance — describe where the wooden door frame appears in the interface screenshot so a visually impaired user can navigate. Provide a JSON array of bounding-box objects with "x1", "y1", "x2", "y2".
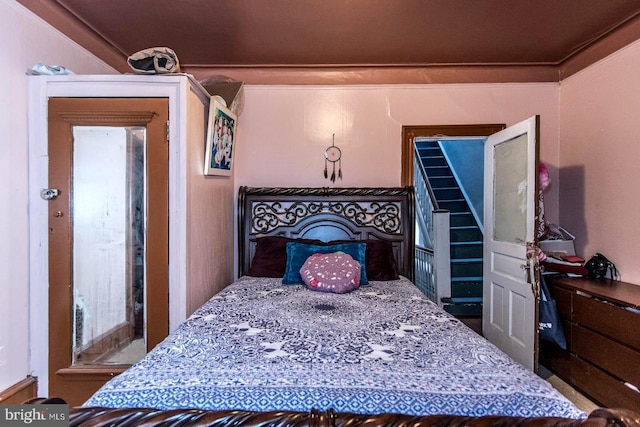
[
  {"x1": 47, "y1": 97, "x2": 169, "y2": 405},
  {"x1": 401, "y1": 124, "x2": 506, "y2": 186}
]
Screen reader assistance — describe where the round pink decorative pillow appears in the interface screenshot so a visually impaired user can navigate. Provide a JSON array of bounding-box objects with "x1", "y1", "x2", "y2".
[{"x1": 299, "y1": 252, "x2": 361, "y2": 294}]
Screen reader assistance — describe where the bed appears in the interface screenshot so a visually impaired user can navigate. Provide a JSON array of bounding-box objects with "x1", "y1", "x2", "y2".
[{"x1": 73, "y1": 186, "x2": 630, "y2": 425}]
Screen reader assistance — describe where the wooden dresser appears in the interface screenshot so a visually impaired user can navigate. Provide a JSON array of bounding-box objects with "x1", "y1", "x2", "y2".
[{"x1": 540, "y1": 276, "x2": 640, "y2": 410}]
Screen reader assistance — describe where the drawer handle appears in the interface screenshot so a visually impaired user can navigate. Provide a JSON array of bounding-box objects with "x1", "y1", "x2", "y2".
[
  {"x1": 624, "y1": 382, "x2": 640, "y2": 394},
  {"x1": 576, "y1": 290, "x2": 593, "y2": 298}
]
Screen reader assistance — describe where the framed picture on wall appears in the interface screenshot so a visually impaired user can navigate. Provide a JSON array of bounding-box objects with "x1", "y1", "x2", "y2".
[{"x1": 204, "y1": 97, "x2": 237, "y2": 176}]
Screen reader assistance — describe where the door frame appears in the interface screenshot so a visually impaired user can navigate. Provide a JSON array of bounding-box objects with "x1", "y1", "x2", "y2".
[
  {"x1": 401, "y1": 124, "x2": 505, "y2": 186},
  {"x1": 47, "y1": 97, "x2": 169, "y2": 405},
  {"x1": 402, "y1": 121, "x2": 540, "y2": 370},
  {"x1": 401, "y1": 124, "x2": 505, "y2": 327},
  {"x1": 27, "y1": 75, "x2": 207, "y2": 397}
]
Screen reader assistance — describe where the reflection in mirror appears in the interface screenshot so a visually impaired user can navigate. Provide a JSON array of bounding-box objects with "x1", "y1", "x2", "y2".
[
  {"x1": 72, "y1": 126, "x2": 146, "y2": 366},
  {"x1": 493, "y1": 133, "x2": 528, "y2": 244}
]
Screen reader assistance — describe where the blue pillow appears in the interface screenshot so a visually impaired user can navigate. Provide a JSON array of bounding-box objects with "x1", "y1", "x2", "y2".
[{"x1": 283, "y1": 241, "x2": 368, "y2": 285}]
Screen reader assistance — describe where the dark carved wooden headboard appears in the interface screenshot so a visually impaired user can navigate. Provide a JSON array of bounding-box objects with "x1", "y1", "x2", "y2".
[{"x1": 238, "y1": 186, "x2": 415, "y2": 281}]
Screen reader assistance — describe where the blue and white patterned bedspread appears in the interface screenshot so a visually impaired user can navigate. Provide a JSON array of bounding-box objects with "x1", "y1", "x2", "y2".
[{"x1": 85, "y1": 276, "x2": 584, "y2": 418}]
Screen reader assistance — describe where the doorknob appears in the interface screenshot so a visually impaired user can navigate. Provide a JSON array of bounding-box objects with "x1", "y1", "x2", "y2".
[{"x1": 40, "y1": 188, "x2": 60, "y2": 200}]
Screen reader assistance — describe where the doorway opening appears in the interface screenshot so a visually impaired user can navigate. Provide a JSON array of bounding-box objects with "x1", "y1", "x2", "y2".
[
  {"x1": 416, "y1": 136, "x2": 485, "y2": 312},
  {"x1": 401, "y1": 124, "x2": 505, "y2": 332}
]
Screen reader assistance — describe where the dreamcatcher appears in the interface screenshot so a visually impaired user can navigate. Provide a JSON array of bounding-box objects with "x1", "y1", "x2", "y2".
[{"x1": 324, "y1": 134, "x2": 342, "y2": 182}]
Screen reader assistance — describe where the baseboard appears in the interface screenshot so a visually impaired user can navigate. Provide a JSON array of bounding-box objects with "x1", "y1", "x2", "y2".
[{"x1": 0, "y1": 376, "x2": 38, "y2": 404}]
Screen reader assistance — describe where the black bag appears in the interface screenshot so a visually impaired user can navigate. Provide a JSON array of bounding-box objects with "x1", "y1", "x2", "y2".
[
  {"x1": 585, "y1": 253, "x2": 618, "y2": 279},
  {"x1": 538, "y1": 275, "x2": 567, "y2": 350}
]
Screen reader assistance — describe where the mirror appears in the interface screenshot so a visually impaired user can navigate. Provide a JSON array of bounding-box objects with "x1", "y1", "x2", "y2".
[{"x1": 71, "y1": 125, "x2": 146, "y2": 366}]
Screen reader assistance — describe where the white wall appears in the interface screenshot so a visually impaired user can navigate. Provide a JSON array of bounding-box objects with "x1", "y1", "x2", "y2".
[
  {"x1": 235, "y1": 83, "x2": 561, "y2": 223},
  {"x1": 559, "y1": 39, "x2": 640, "y2": 285},
  {"x1": 0, "y1": 0, "x2": 116, "y2": 392}
]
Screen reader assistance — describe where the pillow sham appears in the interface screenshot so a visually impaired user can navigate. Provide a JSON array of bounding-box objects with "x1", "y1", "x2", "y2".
[
  {"x1": 283, "y1": 241, "x2": 368, "y2": 285},
  {"x1": 300, "y1": 252, "x2": 361, "y2": 294},
  {"x1": 247, "y1": 236, "x2": 322, "y2": 277},
  {"x1": 329, "y1": 239, "x2": 399, "y2": 281},
  {"x1": 247, "y1": 236, "x2": 398, "y2": 281}
]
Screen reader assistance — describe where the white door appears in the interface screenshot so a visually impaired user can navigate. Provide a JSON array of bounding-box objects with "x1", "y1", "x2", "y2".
[{"x1": 482, "y1": 116, "x2": 540, "y2": 371}]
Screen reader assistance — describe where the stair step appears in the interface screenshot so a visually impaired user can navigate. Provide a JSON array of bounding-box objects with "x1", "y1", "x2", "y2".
[
  {"x1": 451, "y1": 241, "x2": 483, "y2": 258},
  {"x1": 451, "y1": 276, "x2": 483, "y2": 283},
  {"x1": 419, "y1": 154, "x2": 443, "y2": 163},
  {"x1": 443, "y1": 303, "x2": 483, "y2": 316},
  {"x1": 428, "y1": 176, "x2": 457, "y2": 188},
  {"x1": 450, "y1": 212, "x2": 476, "y2": 227},
  {"x1": 420, "y1": 156, "x2": 448, "y2": 167},
  {"x1": 433, "y1": 187, "x2": 464, "y2": 200},
  {"x1": 416, "y1": 140, "x2": 440, "y2": 150},
  {"x1": 416, "y1": 147, "x2": 442, "y2": 157},
  {"x1": 451, "y1": 257, "x2": 483, "y2": 263},
  {"x1": 451, "y1": 282, "x2": 483, "y2": 298},
  {"x1": 415, "y1": 140, "x2": 439, "y2": 149},
  {"x1": 451, "y1": 240, "x2": 482, "y2": 245},
  {"x1": 451, "y1": 261, "x2": 483, "y2": 277},
  {"x1": 439, "y1": 200, "x2": 470, "y2": 212},
  {"x1": 451, "y1": 226, "x2": 482, "y2": 242},
  {"x1": 442, "y1": 296, "x2": 483, "y2": 304},
  {"x1": 434, "y1": 186, "x2": 461, "y2": 190},
  {"x1": 423, "y1": 166, "x2": 452, "y2": 177}
]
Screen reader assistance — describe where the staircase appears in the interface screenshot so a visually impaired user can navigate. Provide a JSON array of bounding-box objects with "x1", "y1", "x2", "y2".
[{"x1": 415, "y1": 140, "x2": 483, "y2": 316}]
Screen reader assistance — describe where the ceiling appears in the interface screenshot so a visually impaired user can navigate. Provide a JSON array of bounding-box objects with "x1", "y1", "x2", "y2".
[{"x1": 18, "y1": 0, "x2": 640, "y2": 84}]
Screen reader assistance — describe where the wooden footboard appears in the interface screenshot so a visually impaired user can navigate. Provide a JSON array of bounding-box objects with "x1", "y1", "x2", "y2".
[
  {"x1": 68, "y1": 407, "x2": 640, "y2": 427},
  {"x1": 25, "y1": 399, "x2": 640, "y2": 427}
]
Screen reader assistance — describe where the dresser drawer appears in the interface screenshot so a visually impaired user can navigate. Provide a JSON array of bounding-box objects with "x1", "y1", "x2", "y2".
[
  {"x1": 542, "y1": 278, "x2": 640, "y2": 411},
  {"x1": 570, "y1": 355, "x2": 640, "y2": 410},
  {"x1": 573, "y1": 293, "x2": 640, "y2": 351},
  {"x1": 572, "y1": 324, "x2": 640, "y2": 387}
]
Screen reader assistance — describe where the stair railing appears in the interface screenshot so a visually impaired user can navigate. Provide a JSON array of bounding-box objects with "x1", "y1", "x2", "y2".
[{"x1": 413, "y1": 146, "x2": 451, "y2": 306}]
